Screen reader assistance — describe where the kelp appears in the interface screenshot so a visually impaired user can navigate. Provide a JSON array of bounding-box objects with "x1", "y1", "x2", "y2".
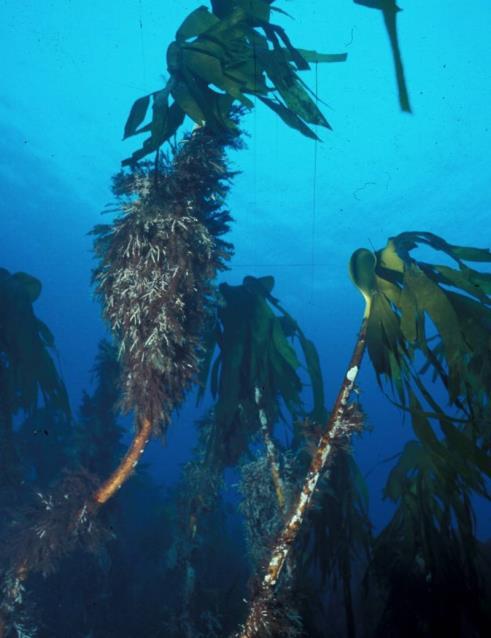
[
  {"x1": 0, "y1": 268, "x2": 69, "y2": 634},
  {"x1": 0, "y1": 468, "x2": 111, "y2": 638},
  {"x1": 236, "y1": 317, "x2": 368, "y2": 637},
  {"x1": 0, "y1": 268, "x2": 69, "y2": 417},
  {"x1": 6, "y1": 0, "x2": 491, "y2": 634},
  {"x1": 74, "y1": 340, "x2": 127, "y2": 477},
  {"x1": 0, "y1": 340, "x2": 124, "y2": 637},
  {"x1": 18, "y1": 406, "x2": 72, "y2": 488},
  {"x1": 198, "y1": 275, "x2": 325, "y2": 465},
  {"x1": 0, "y1": 268, "x2": 69, "y2": 493},
  {"x1": 349, "y1": 234, "x2": 491, "y2": 636},
  {"x1": 354, "y1": 0, "x2": 411, "y2": 112},
  {"x1": 92, "y1": 125, "x2": 238, "y2": 437},
  {"x1": 351, "y1": 232, "x2": 491, "y2": 427},
  {"x1": 123, "y1": 0, "x2": 347, "y2": 164},
  {"x1": 238, "y1": 232, "x2": 491, "y2": 637},
  {"x1": 297, "y1": 450, "x2": 372, "y2": 638},
  {"x1": 164, "y1": 413, "x2": 225, "y2": 638},
  {"x1": 368, "y1": 434, "x2": 491, "y2": 636}
]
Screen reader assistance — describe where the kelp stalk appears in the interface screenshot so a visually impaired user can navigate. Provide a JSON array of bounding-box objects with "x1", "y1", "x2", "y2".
[
  {"x1": 255, "y1": 386, "x2": 286, "y2": 511},
  {"x1": 92, "y1": 416, "x2": 152, "y2": 505},
  {"x1": 236, "y1": 318, "x2": 368, "y2": 637}
]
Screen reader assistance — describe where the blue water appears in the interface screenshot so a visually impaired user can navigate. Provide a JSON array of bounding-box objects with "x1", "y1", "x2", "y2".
[{"x1": 1, "y1": 1, "x2": 490, "y2": 635}]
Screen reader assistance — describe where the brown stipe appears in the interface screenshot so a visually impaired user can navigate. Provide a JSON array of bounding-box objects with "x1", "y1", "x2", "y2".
[
  {"x1": 93, "y1": 416, "x2": 153, "y2": 506},
  {"x1": 236, "y1": 318, "x2": 368, "y2": 637}
]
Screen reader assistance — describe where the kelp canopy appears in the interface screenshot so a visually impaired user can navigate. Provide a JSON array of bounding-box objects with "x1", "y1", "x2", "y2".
[{"x1": 122, "y1": 0, "x2": 347, "y2": 164}]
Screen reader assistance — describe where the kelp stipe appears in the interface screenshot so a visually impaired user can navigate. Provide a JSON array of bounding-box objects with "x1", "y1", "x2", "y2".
[{"x1": 236, "y1": 310, "x2": 368, "y2": 637}]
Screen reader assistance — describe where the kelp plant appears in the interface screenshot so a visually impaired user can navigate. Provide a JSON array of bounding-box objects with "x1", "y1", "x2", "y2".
[
  {"x1": 236, "y1": 232, "x2": 491, "y2": 636},
  {"x1": 91, "y1": 125, "x2": 238, "y2": 504},
  {"x1": 199, "y1": 274, "x2": 371, "y2": 636},
  {"x1": 90, "y1": 0, "x2": 347, "y2": 513},
  {"x1": 166, "y1": 274, "x2": 332, "y2": 636},
  {"x1": 367, "y1": 434, "x2": 491, "y2": 635},
  {"x1": 0, "y1": 268, "x2": 70, "y2": 637},
  {"x1": 0, "y1": 4, "x2": 347, "y2": 633},
  {"x1": 88, "y1": 0, "x2": 414, "y2": 632},
  {"x1": 0, "y1": 1, "x2": 416, "y2": 635},
  {"x1": 0, "y1": 269, "x2": 69, "y2": 491}
]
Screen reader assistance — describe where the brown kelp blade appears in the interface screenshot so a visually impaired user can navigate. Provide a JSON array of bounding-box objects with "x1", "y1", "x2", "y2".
[{"x1": 354, "y1": 0, "x2": 411, "y2": 112}]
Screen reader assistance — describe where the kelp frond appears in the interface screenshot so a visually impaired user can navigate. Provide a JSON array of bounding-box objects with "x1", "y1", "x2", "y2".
[
  {"x1": 240, "y1": 232, "x2": 490, "y2": 637},
  {"x1": 0, "y1": 268, "x2": 69, "y2": 416},
  {"x1": 368, "y1": 432, "x2": 491, "y2": 635},
  {"x1": 123, "y1": 0, "x2": 347, "y2": 163},
  {"x1": 198, "y1": 275, "x2": 326, "y2": 465},
  {"x1": 351, "y1": 231, "x2": 491, "y2": 423}
]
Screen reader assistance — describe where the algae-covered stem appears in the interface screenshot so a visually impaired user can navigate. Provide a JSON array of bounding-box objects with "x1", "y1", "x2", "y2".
[
  {"x1": 255, "y1": 386, "x2": 286, "y2": 511},
  {"x1": 236, "y1": 318, "x2": 368, "y2": 638},
  {"x1": 0, "y1": 418, "x2": 153, "y2": 634}
]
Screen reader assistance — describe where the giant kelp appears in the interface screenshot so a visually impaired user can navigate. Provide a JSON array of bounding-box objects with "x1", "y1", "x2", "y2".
[
  {"x1": 199, "y1": 275, "x2": 324, "y2": 465},
  {"x1": 0, "y1": 336, "x2": 169, "y2": 638},
  {"x1": 0, "y1": 268, "x2": 70, "y2": 636},
  {"x1": 237, "y1": 233, "x2": 491, "y2": 637},
  {"x1": 89, "y1": 0, "x2": 411, "y2": 514},
  {"x1": 122, "y1": 0, "x2": 348, "y2": 164},
  {"x1": 92, "y1": 126, "x2": 238, "y2": 436},
  {"x1": 367, "y1": 435, "x2": 491, "y2": 636},
  {"x1": 4, "y1": 2, "x2": 491, "y2": 637},
  {"x1": 0, "y1": 269, "x2": 69, "y2": 424}
]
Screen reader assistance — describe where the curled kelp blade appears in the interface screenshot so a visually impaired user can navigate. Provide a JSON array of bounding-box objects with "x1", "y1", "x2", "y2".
[
  {"x1": 349, "y1": 248, "x2": 377, "y2": 312},
  {"x1": 384, "y1": 232, "x2": 491, "y2": 408},
  {"x1": 350, "y1": 232, "x2": 491, "y2": 421},
  {"x1": 123, "y1": 1, "x2": 347, "y2": 163}
]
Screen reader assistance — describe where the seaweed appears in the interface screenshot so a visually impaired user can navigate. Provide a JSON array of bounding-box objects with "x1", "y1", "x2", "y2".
[
  {"x1": 238, "y1": 233, "x2": 491, "y2": 636},
  {"x1": 4, "y1": 2, "x2": 491, "y2": 636},
  {"x1": 122, "y1": 1, "x2": 347, "y2": 163}
]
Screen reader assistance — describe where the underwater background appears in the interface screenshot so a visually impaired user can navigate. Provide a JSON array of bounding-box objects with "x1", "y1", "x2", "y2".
[{"x1": 1, "y1": 1, "x2": 491, "y2": 637}]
